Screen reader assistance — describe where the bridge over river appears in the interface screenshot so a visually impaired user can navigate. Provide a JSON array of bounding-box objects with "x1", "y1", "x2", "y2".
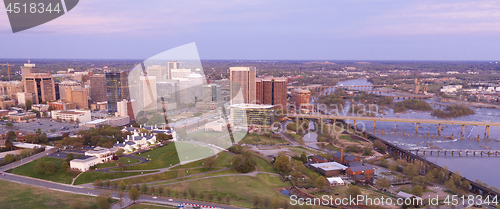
[{"x1": 287, "y1": 114, "x2": 500, "y2": 137}]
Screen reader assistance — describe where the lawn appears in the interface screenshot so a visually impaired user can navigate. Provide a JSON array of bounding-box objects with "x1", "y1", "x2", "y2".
[
  {"x1": 238, "y1": 134, "x2": 287, "y2": 145},
  {"x1": 171, "y1": 151, "x2": 234, "y2": 170},
  {"x1": 0, "y1": 179, "x2": 99, "y2": 209},
  {"x1": 112, "y1": 167, "x2": 220, "y2": 185},
  {"x1": 148, "y1": 169, "x2": 238, "y2": 186},
  {"x1": 95, "y1": 157, "x2": 141, "y2": 169},
  {"x1": 73, "y1": 170, "x2": 157, "y2": 185},
  {"x1": 10, "y1": 157, "x2": 79, "y2": 184},
  {"x1": 186, "y1": 131, "x2": 232, "y2": 147},
  {"x1": 254, "y1": 156, "x2": 276, "y2": 173},
  {"x1": 162, "y1": 173, "x2": 290, "y2": 208},
  {"x1": 125, "y1": 142, "x2": 214, "y2": 170}
]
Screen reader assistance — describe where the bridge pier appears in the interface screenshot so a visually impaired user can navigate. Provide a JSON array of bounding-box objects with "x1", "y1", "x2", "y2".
[
  {"x1": 451, "y1": 151, "x2": 454, "y2": 156},
  {"x1": 438, "y1": 124, "x2": 441, "y2": 135},
  {"x1": 485, "y1": 126, "x2": 490, "y2": 138},
  {"x1": 394, "y1": 122, "x2": 397, "y2": 131},
  {"x1": 373, "y1": 121, "x2": 376, "y2": 129},
  {"x1": 430, "y1": 151, "x2": 433, "y2": 155},
  {"x1": 461, "y1": 125, "x2": 465, "y2": 136},
  {"x1": 416, "y1": 123, "x2": 419, "y2": 133}
]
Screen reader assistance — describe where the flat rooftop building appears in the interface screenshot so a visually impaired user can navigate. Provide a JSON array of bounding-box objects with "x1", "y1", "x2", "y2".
[{"x1": 310, "y1": 162, "x2": 348, "y2": 177}]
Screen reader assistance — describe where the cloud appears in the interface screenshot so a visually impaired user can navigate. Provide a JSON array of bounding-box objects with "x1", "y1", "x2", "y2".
[
  {"x1": 0, "y1": 0, "x2": 291, "y2": 35},
  {"x1": 363, "y1": 0, "x2": 500, "y2": 36}
]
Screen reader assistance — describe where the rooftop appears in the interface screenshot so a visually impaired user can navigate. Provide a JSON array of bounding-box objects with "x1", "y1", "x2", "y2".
[
  {"x1": 348, "y1": 165, "x2": 374, "y2": 172},
  {"x1": 310, "y1": 162, "x2": 348, "y2": 171},
  {"x1": 71, "y1": 155, "x2": 98, "y2": 162},
  {"x1": 230, "y1": 104, "x2": 274, "y2": 109}
]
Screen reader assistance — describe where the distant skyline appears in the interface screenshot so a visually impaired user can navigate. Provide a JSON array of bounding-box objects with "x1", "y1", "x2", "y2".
[{"x1": 1, "y1": 0, "x2": 500, "y2": 60}]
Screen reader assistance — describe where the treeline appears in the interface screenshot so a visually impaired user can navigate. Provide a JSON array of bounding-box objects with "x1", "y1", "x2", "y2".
[
  {"x1": 0, "y1": 146, "x2": 45, "y2": 166},
  {"x1": 59, "y1": 125, "x2": 126, "y2": 149},
  {"x1": 393, "y1": 99, "x2": 433, "y2": 113},
  {"x1": 317, "y1": 88, "x2": 347, "y2": 106},
  {"x1": 351, "y1": 92, "x2": 394, "y2": 106},
  {"x1": 431, "y1": 105, "x2": 475, "y2": 118}
]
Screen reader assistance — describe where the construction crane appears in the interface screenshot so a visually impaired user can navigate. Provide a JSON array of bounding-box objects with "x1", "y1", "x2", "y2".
[{"x1": 0, "y1": 62, "x2": 15, "y2": 81}]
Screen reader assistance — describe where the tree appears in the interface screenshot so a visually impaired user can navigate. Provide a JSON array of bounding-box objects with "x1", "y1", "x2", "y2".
[
  {"x1": 189, "y1": 189, "x2": 197, "y2": 199},
  {"x1": 61, "y1": 161, "x2": 69, "y2": 171},
  {"x1": 7, "y1": 130, "x2": 16, "y2": 139},
  {"x1": 253, "y1": 195, "x2": 261, "y2": 207},
  {"x1": 207, "y1": 192, "x2": 214, "y2": 202},
  {"x1": 140, "y1": 183, "x2": 148, "y2": 193},
  {"x1": 199, "y1": 191, "x2": 205, "y2": 200},
  {"x1": 128, "y1": 187, "x2": 141, "y2": 203},
  {"x1": 34, "y1": 159, "x2": 57, "y2": 175},
  {"x1": 158, "y1": 185, "x2": 164, "y2": 195},
  {"x1": 4, "y1": 154, "x2": 15, "y2": 163},
  {"x1": 6, "y1": 122, "x2": 14, "y2": 129},
  {"x1": 376, "y1": 178, "x2": 390, "y2": 189},
  {"x1": 204, "y1": 156, "x2": 218, "y2": 171},
  {"x1": 270, "y1": 197, "x2": 281, "y2": 209},
  {"x1": 25, "y1": 99, "x2": 32, "y2": 110},
  {"x1": 403, "y1": 163, "x2": 419, "y2": 178},
  {"x1": 116, "y1": 149, "x2": 125, "y2": 156},
  {"x1": 315, "y1": 176, "x2": 327, "y2": 191},
  {"x1": 96, "y1": 192, "x2": 112, "y2": 209},
  {"x1": 347, "y1": 186, "x2": 362, "y2": 201},
  {"x1": 274, "y1": 155, "x2": 291, "y2": 173},
  {"x1": 411, "y1": 185, "x2": 423, "y2": 197},
  {"x1": 67, "y1": 153, "x2": 75, "y2": 161},
  {"x1": 39, "y1": 133, "x2": 48, "y2": 143},
  {"x1": 165, "y1": 187, "x2": 172, "y2": 196},
  {"x1": 217, "y1": 194, "x2": 223, "y2": 202},
  {"x1": 119, "y1": 180, "x2": 126, "y2": 190},
  {"x1": 425, "y1": 172, "x2": 435, "y2": 184},
  {"x1": 225, "y1": 194, "x2": 231, "y2": 204}
]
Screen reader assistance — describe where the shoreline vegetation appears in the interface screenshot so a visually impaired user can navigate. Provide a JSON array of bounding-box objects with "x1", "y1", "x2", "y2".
[
  {"x1": 431, "y1": 105, "x2": 475, "y2": 118},
  {"x1": 393, "y1": 99, "x2": 433, "y2": 113}
]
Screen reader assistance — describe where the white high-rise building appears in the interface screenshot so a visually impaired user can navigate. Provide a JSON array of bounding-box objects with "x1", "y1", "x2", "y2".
[{"x1": 170, "y1": 69, "x2": 192, "y2": 79}]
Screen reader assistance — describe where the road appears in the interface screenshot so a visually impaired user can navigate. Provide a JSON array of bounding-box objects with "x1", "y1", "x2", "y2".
[{"x1": 0, "y1": 148, "x2": 57, "y2": 172}]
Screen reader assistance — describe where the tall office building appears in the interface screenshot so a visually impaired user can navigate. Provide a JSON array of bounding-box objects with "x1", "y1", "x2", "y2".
[
  {"x1": 202, "y1": 84, "x2": 222, "y2": 102},
  {"x1": 24, "y1": 73, "x2": 56, "y2": 104},
  {"x1": 65, "y1": 86, "x2": 89, "y2": 109},
  {"x1": 170, "y1": 69, "x2": 191, "y2": 79},
  {"x1": 292, "y1": 89, "x2": 313, "y2": 112},
  {"x1": 255, "y1": 79, "x2": 263, "y2": 104},
  {"x1": 21, "y1": 62, "x2": 39, "y2": 79},
  {"x1": 140, "y1": 76, "x2": 157, "y2": 111},
  {"x1": 146, "y1": 65, "x2": 167, "y2": 80},
  {"x1": 90, "y1": 74, "x2": 107, "y2": 102},
  {"x1": 117, "y1": 99, "x2": 137, "y2": 121},
  {"x1": 167, "y1": 61, "x2": 179, "y2": 79},
  {"x1": 229, "y1": 67, "x2": 256, "y2": 105},
  {"x1": 261, "y1": 77, "x2": 287, "y2": 107},
  {"x1": 0, "y1": 81, "x2": 23, "y2": 99},
  {"x1": 58, "y1": 81, "x2": 81, "y2": 101},
  {"x1": 105, "y1": 72, "x2": 130, "y2": 112}
]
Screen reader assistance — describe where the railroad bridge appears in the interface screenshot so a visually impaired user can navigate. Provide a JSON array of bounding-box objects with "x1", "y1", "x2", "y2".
[
  {"x1": 368, "y1": 132, "x2": 500, "y2": 199},
  {"x1": 409, "y1": 149, "x2": 500, "y2": 157}
]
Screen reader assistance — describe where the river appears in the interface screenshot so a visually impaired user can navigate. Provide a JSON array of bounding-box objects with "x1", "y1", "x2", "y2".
[{"x1": 315, "y1": 79, "x2": 500, "y2": 189}]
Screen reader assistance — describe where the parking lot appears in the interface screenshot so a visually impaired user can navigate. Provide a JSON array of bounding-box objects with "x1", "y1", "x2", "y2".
[{"x1": 0, "y1": 118, "x2": 89, "y2": 137}]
